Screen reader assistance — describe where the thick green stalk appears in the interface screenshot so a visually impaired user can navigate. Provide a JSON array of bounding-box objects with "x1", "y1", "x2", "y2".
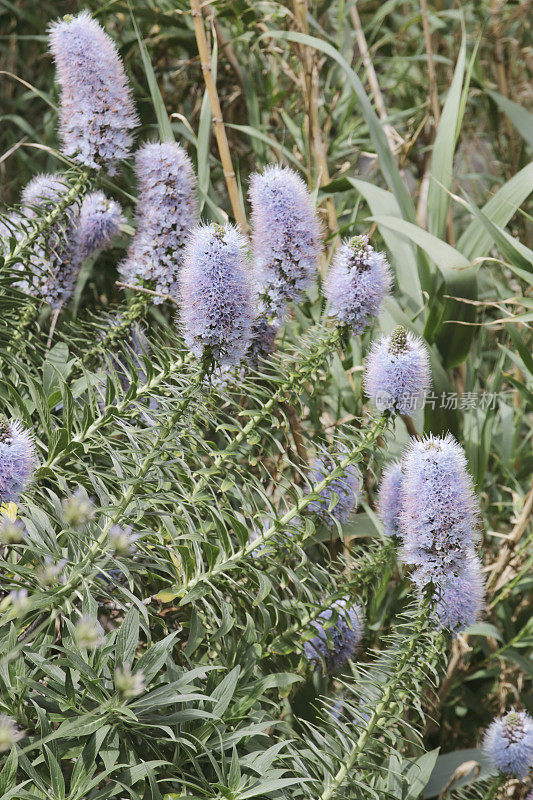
[
  {"x1": 43, "y1": 324, "x2": 340, "y2": 478},
  {"x1": 82, "y1": 294, "x2": 150, "y2": 368},
  {"x1": 318, "y1": 600, "x2": 440, "y2": 800},
  {"x1": 1, "y1": 169, "x2": 90, "y2": 270},
  {"x1": 268, "y1": 539, "x2": 397, "y2": 654},
  {"x1": 172, "y1": 412, "x2": 389, "y2": 602},
  {"x1": 14, "y1": 362, "x2": 210, "y2": 630}
]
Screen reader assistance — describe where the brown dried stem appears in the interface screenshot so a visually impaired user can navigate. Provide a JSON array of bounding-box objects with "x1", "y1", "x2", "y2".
[
  {"x1": 292, "y1": 0, "x2": 338, "y2": 236},
  {"x1": 189, "y1": 0, "x2": 247, "y2": 232}
]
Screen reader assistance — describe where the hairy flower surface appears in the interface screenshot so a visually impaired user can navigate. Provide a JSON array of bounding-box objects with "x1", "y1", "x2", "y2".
[
  {"x1": 75, "y1": 191, "x2": 122, "y2": 261},
  {"x1": 246, "y1": 314, "x2": 279, "y2": 367},
  {"x1": 325, "y1": 235, "x2": 392, "y2": 333},
  {"x1": 0, "y1": 518, "x2": 26, "y2": 545},
  {"x1": 304, "y1": 598, "x2": 363, "y2": 671},
  {"x1": 307, "y1": 458, "x2": 362, "y2": 526},
  {"x1": 62, "y1": 489, "x2": 95, "y2": 527},
  {"x1": 180, "y1": 223, "x2": 254, "y2": 365},
  {"x1": 0, "y1": 715, "x2": 25, "y2": 752},
  {"x1": 49, "y1": 10, "x2": 138, "y2": 172},
  {"x1": 400, "y1": 434, "x2": 479, "y2": 581},
  {"x1": 483, "y1": 710, "x2": 533, "y2": 779},
  {"x1": 364, "y1": 327, "x2": 431, "y2": 415},
  {"x1": 74, "y1": 615, "x2": 105, "y2": 649},
  {"x1": 432, "y1": 551, "x2": 485, "y2": 631},
  {"x1": 377, "y1": 460, "x2": 403, "y2": 537},
  {"x1": 115, "y1": 665, "x2": 145, "y2": 698},
  {"x1": 249, "y1": 165, "x2": 321, "y2": 317},
  {"x1": 120, "y1": 141, "x2": 198, "y2": 300},
  {"x1": 0, "y1": 418, "x2": 36, "y2": 504},
  {"x1": 16, "y1": 176, "x2": 119, "y2": 306}
]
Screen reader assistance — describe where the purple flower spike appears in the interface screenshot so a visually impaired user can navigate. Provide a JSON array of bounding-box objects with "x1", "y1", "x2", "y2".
[
  {"x1": 364, "y1": 326, "x2": 431, "y2": 415},
  {"x1": 18, "y1": 174, "x2": 79, "y2": 307},
  {"x1": 483, "y1": 709, "x2": 533, "y2": 779},
  {"x1": 120, "y1": 142, "x2": 198, "y2": 301},
  {"x1": 0, "y1": 418, "x2": 36, "y2": 504},
  {"x1": 75, "y1": 191, "x2": 122, "y2": 262},
  {"x1": 180, "y1": 223, "x2": 254, "y2": 365},
  {"x1": 307, "y1": 457, "x2": 362, "y2": 526},
  {"x1": 304, "y1": 598, "x2": 363, "y2": 672},
  {"x1": 325, "y1": 235, "x2": 392, "y2": 333},
  {"x1": 49, "y1": 10, "x2": 138, "y2": 173},
  {"x1": 249, "y1": 165, "x2": 321, "y2": 317},
  {"x1": 400, "y1": 434, "x2": 479, "y2": 581},
  {"x1": 377, "y1": 460, "x2": 403, "y2": 537},
  {"x1": 246, "y1": 314, "x2": 279, "y2": 367},
  {"x1": 16, "y1": 176, "x2": 120, "y2": 307},
  {"x1": 432, "y1": 551, "x2": 485, "y2": 631}
]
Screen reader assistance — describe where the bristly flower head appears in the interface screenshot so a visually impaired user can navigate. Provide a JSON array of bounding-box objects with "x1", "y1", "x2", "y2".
[
  {"x1": 18, "y1": 175, "x2": 118, "y2": 307},
  {"x1": 120, "y1": 142, "x2": 198, "y2": 300},
  {"x1": 0, "y1": 715, "x2": 25, "y2": 752},
  {"x1": 115, "y1": 665, "x2": 145, "y2": 698},
  {"x1": 249, "y1": 165, "x2": 321, "y2": 318},
  {"x1": 0, "y1": 517, "x2": 26, "y2": 545},
  {"x1": 49, "y1": 10, "x2": 138, "y2": 173},
  {"x1": 483, "y1": 709, "x2": 533, "y2": 779},
  {"x1": 307, "y1": 457, "x2": 362, "y2": 526},
  {"x1": 0, "y1": 418, "x2": 36, "y2": 504},
  {"x1": 399, "y1": 434, "x2": 479, "y2": 582},
  {"x1": 432, "y1": 551, "x2": 485, "y2": 632},
  {"x1": 75, "y1": 191, "x2": 122, "y2": 262},
  {"x1": 364, "y1": 326, "x2": 431, "y2": 415},
  {"x1": 304, "y1": 598, "x2": 363, "y2": 672},
  {"x1": 180, "y1": 223, "x2": 254, "y2": 365},
  {"x1": 325, "y1": 235, "x2": 392, "y2": 333},
  {"x1": 377, "y1": 460, "x2": 403, "y2": 537},
  {"x1": 74, "y1": 615, "x2": 105, "y2": 649},
  {"x1": 246, "y1": 314, "x2": 279, "y2": 367},
  {"x1": 20, "y1": 175, "x2": 78, "y2": 307}
]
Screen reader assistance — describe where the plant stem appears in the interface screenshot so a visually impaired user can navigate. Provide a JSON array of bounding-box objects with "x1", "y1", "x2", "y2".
[
  {"x1": 292, "y1": 0, "x2": 338, "y2": 236},
  {"x1": 189, "y1": 0, "x2": 247, "y2": 232},
  {"x1": 318, "y1": 600, "x2": 438, "y2": 800},
  {"x1": 32, "y1": 361, "x2": 210, "y2": 614},
  {"x1": 177, "y1": 412, "x2": 389, "y2": 600},
  {"x1": 2, "y1": 168, "x2": 90, "y2": 269},
  {"x1": 83, "y1": 294, "x2": 149, "y2": 368},
  {"x1": 349, "y1": 4, "x2": 397, "y2": 153},
  {"x1": 268, "y1": 539, "x2": 397, "y2": 653},
  {"x1": 419, "y1": 0, "x2": 440, "y2": 125}
]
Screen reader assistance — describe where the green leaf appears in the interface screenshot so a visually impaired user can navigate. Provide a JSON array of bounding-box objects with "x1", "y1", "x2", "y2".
[
  {"x1": 457, "y1": 161, "x2": 533, "y2": 260},
  {"x1": 487, "y1": 89, "x2": 533, "y2": 149},
  {"x1": 427, "y1": 33, "x2": 466, "y2": 239},
  {"x1": 115, "y1": 607, "x2": 140, "y2": 668},
  {"x1": 405, "y1": 748, "x2": 440, "y2": 799},
  {"x1": 261, "y1": 29, "x2": 417, "y2": 223},
  {"x1": 424, "y1": 748, "x2": 494, "y2": 798},
  {"x1": 130, "y1": 11, "x2": 174, "y2": 142}
]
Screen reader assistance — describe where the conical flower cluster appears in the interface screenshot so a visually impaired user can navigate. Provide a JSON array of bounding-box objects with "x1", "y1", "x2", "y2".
[
  {"x1": 325, "y1": 234, "x2": 391, "y2": 333},
  {"x1": 180, "y1": 223, "x2": 254, "y2": 365},
  {"x1": 0, "y1": 417, "x2": 36, "y2": 504},
  {"x1": 49, "y1": 10, "x2": 138, "y2": 173},
  {"x1": 120, "y1": 142, "x2": 198, "y2": 300},
  {"x1": 307, "y1": 457, "x2": 362, "y2": 527},
  {"x1": 364, "y1": 326, "x2": 431, "y2": 415},
  {"x1": 304, "y1": 598, "x2": 363, "y2": 672},
  {"x1": 249, "y1": 165, "x2": 321, "y2": 318},
  {"x1": 14, "y1": 175, "x2": 121, "y2": 307},
  {"x1": 378, "y1": 434, "x2": 484, "y2": 631},
  {"x1": 483, "y1": 709, "x2": 533, "y2": 779}
]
